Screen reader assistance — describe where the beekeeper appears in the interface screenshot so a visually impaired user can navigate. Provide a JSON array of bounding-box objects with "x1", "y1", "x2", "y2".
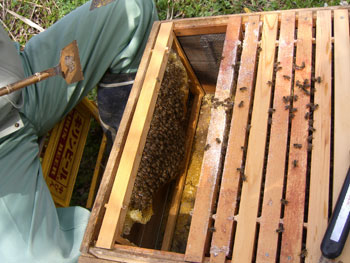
[{"x1": 0, "y1": 0, "x2": 157, "y2": 262}]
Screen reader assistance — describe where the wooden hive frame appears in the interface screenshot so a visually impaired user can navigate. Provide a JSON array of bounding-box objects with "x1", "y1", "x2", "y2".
[{"x1": 80, "y1": 5, "x2": 350, "y2": 263}]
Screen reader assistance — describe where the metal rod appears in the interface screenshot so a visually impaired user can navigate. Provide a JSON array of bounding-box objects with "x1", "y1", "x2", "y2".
[{"x1": 0, "y1": 67, "x2": 58, "y2": 96}]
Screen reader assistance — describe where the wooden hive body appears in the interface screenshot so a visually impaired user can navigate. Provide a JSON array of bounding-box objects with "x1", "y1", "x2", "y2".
[{"x1": 80, "y1": 6, "x2": 350, "y2": 263}]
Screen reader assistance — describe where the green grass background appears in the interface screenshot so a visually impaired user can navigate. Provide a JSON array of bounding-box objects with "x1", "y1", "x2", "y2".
[{"x1": 1, "y1": 0, "x2": 343, "y2": 46}]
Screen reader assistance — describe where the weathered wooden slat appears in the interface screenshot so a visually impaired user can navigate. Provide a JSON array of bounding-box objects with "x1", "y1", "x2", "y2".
[
  {"x1": 280, "y1": 11, "x2": 313, "y2": 263},
  {"x1": 256, "y1": 12, "x2": 295, "y2": 262},
  {"x1": 208, "y1": 15, "x2": 260, "y2": 263},
  {"x1": 333, "y1": 9, "x2": 350, "y2": 263},
  {"x1": 184, "y1": 16, "x2": 242, "y2": 263},
  {"x1": 305, "y1": 10, "x2": 332, "y2": 263},
  {"x1": 89, "y1": 245, "x2": 233, "y2": 263},
  {"x1": 95, "y1": 22, "x2": 174, "y2": 249},
  {"x1": 231, "y1": 14, "x2": 278, "y2": 263},
  {"x1": 80, "y1": 21, "x2": 162, "y2": 254},
  {"x1": 91, "y1": 247, "x2": 185, "y2": 263},
  {"x1": 79, "y1": 254, "x2": 113, "y2": 263}
]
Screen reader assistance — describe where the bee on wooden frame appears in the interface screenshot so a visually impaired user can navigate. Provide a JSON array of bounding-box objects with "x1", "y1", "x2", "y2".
[
  {"x1": 280, "y1": 198, "x2": 289, "y2": 205},
  {"x1": 283, "y1": 75, "x2": 291, "y2": 81},
  {"x1": 268, "y1": 108, "x2": 276, "y2": 114},
  {"x1": 292, "y1": 159, "x2": 298, "y2": 168},
  {"x1": 293, "y1": 143, "x2": 302, "y2": 149},
  {"x1": 299, "y1": 249, "x2": 308, "y2": 259},
  {"x1": 276, "y1": 223, "x2": 284, "y2": 233},
  {"x1": 294, "y1": 61, "x2": 305, "y2": 70}
]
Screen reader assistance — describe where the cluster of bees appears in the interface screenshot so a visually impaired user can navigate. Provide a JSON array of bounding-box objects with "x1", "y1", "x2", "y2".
[
  {"x1": 229, "y1": 59, "x2": 323, "y2": 191},
  {"x1": 128, "y1": 51, "x2": 188, "y2": 216}
]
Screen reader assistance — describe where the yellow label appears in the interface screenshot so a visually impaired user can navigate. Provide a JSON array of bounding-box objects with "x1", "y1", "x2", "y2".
[{"x1": 42, "y1": 102, "x2": 91, "y2": 207}]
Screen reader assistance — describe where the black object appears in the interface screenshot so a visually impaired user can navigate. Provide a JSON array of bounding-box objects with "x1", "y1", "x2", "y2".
[
  {"x1": 321, "y1": 166, "x2": 350, "y2": 259},
  {"x1": 97, "y1": 72, "x2": 135, "y2": 152}
]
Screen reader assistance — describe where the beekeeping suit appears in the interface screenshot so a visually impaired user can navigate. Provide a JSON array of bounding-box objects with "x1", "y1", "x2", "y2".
[{"x1": 0, "y1": 1, "x2": 157, "y2": 262}]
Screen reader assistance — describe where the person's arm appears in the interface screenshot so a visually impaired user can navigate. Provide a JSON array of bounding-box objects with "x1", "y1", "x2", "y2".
[
  {"x1": 0, "y1": 26, "x2": 25, "y2": 138},
  {"x1": 20, "y1": 0, "x2": 158, "y2": 137}
]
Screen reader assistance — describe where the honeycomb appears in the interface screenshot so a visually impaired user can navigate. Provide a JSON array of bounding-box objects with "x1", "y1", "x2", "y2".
[{"x1": 124, "y1": 51, "x2": 189, "y2": 234}]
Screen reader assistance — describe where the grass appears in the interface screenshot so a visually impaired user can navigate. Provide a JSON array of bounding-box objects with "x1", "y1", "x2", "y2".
[
  {"x1": 1, "y1": 0, "x2": 90, "y2": 46},
  {"x1": 1, "y1": 0, "x2": 344, "y2": 206},
  {"x1": 1, "y1": 0, "x2": 343, "y2": 45},
  {"x1": 155, "y1": 0, "x2": 342, "y2": 20}
]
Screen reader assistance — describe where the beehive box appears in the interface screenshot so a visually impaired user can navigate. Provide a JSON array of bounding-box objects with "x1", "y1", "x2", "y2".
[{"x1": 79, "y1": 5, "x2": 350, "y2": 263}]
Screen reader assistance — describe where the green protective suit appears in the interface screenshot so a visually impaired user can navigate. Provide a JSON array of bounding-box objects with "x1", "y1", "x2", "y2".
[{"x1": 0, "y1": 0, "x2": 158, "y2": 262}]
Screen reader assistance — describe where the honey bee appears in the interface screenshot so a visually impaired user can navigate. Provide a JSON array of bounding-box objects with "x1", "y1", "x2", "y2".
[
  {"x1": 283, "y1": 96, "x2": 290, "y2": 103},
  {"x1": 204, "y1": 144, "x2": 211, "y2": 151},
  {"x1": 280, "y1": 198, "x2": 289, "y2": 205},
  {"x1": 294, "y1": 61, "x2": 305, "y2": 70},
  {"x1": 303, "y1": 79, "x2": 310, "y2": 88},
  {"x1": 307, "y1": 143, "x2": 313, "y2": 152},
  {"x1": 312, "y1": 76, "x2": 322, "y2": 83},
  {"x1": 299, "y1": 249, "x2": 308, "y2": 258},
  {"x1": 276, "y1": 223, "x2": 284, "y2": 233},
  {"x1": 246, "y1": 124, "x2": 251, "y2": 132},
  {"x1": 208, "y1": 227, "x2": 216, "y2": 232},
  {"x1": 211, "y1": 97, "x2": 219, "y2": 103},
  {"x1": 307, "y1": 135, "x2": 313, "y2": 142},
  {"x1": 274, "y1": 61, "x2": 282, "y2": 72},
  {"x1": 238, "y1": 100, "x2": 244, "y2": 108},
  {"x1": 275, "y1": 66, "x2": 282, "y2": 72},
  {"x1": 215, "y1": 138, "x2": 222, "y2": 144},
  {"x1": 308, "y1": 126, "x2": 316, "y2": 132},
  {"x1": 268, "y1": 108, "x2": 276, "y2": 114},
  {"x1": 283, "y1": 75, "x2": 291, "y2": 80},
  {"x1": 293, "y1": 143, "x2": 302, "y2": 149},
  {"x1": 292, "y1": 159, "x2": 298, "y2": 168}
]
